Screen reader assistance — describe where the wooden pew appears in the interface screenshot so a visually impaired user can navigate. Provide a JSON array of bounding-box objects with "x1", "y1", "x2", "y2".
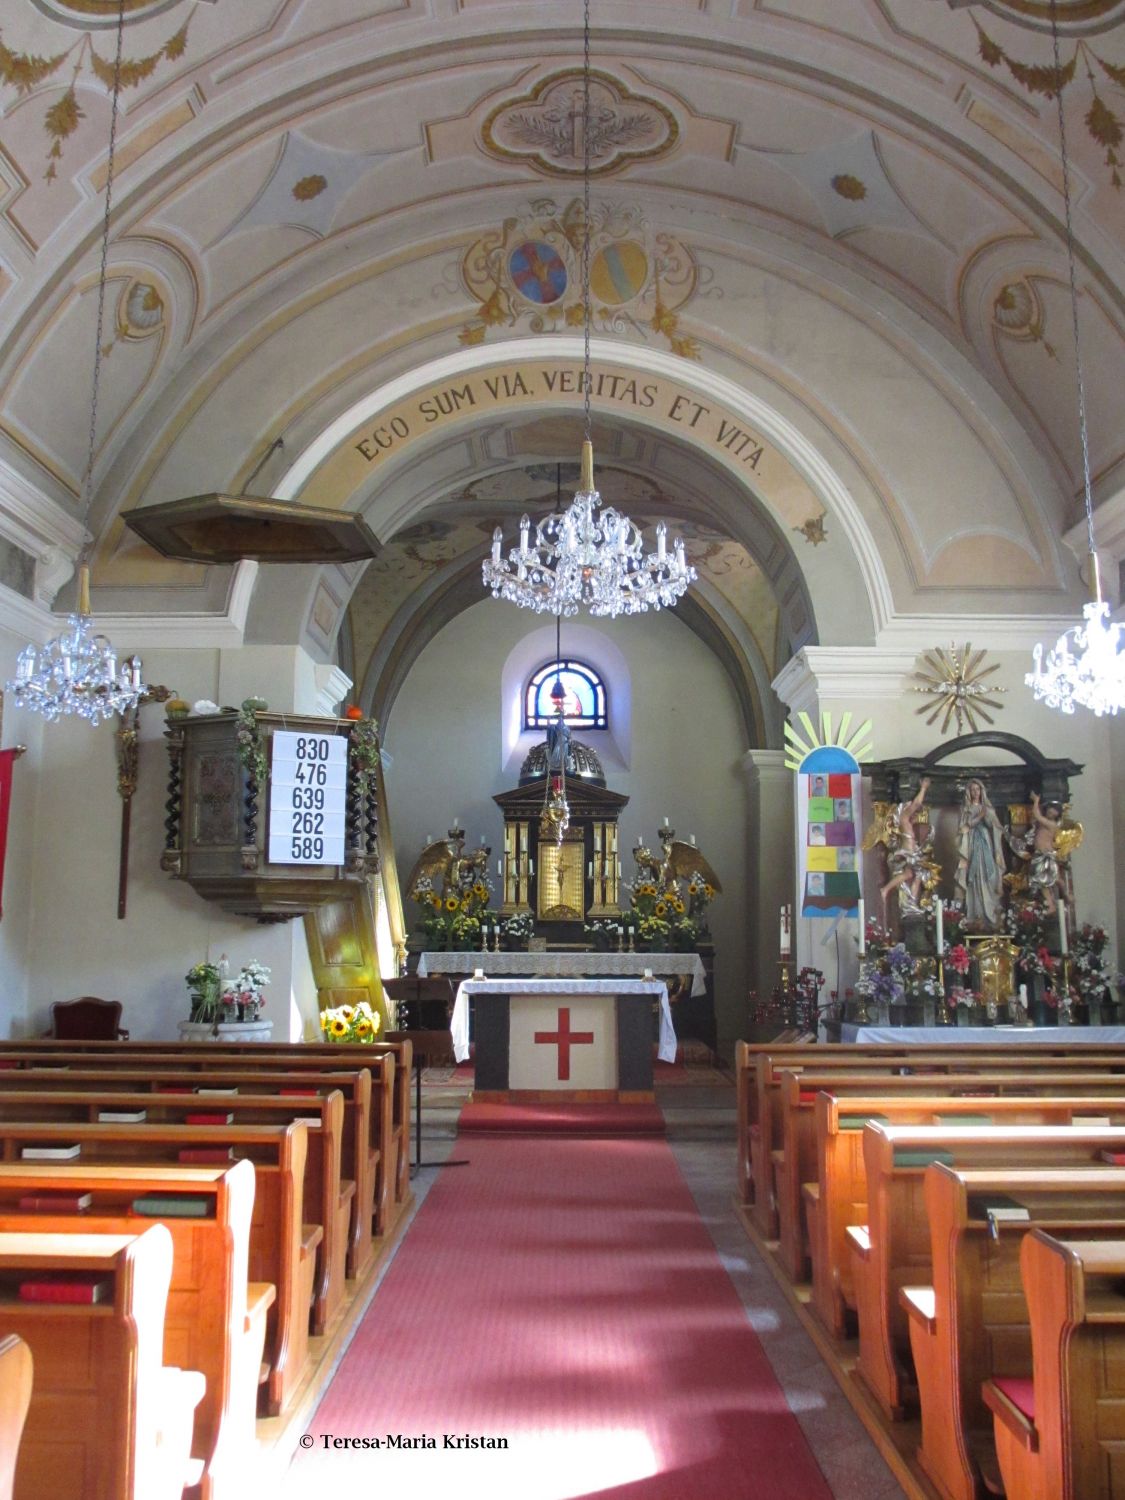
[
  {"x1": 0, "y1": 1225, "x2": 205, "y2": 1500},
  {"x1": 0, "y1": 1040, "x2": 413, "y2": 1211},
  {"x1": 0, "y1": 1161, "x2": 271, "y2": 1500},
  {"x1": 772, "y1": 1068, "x2": 1125, "y2": 1277},
  {"x1": 0, "y1": 1115, "x2": 313, "y2": 1415},
  {"x1": 849, "y1": 1115, "x2": 1125, "y2": 1419},
  {"x1": 0, "y1": 1052, "x2": 400, "y2": 1243},
  {"x1": 0, "y1": 1072, "x2": 373, "y2": 1280},
  {"x1": 903, "y1": 1164, "x2": 1125, "y2": 1500},
  {"x1": 0, "y1": 1099, "x2": 348, "y2": 1336},
  {"x1": 0, "y1": 1336, "x2": 32, "y2": 1500},
  {"x1": 983, "y1": 1231, "x2": 1125, "y2": 1500},
  {"x1": 737, "y1": 1043, "x2": 1125, "y2": 1229}
]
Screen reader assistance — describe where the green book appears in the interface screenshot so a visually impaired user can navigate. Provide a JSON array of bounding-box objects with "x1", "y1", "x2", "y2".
[
  {"x1": 838, "y1": 1113, "x2": 889, "y2": 1132},
  {"x1": 893, "y1": 1148, "x2": 955, "y2": 1168},
  {"x1": 131, "y1": 1194, "x2": 211, "y2": 1219},
  {"x1": 934, "y1": 1114, "x2": 994, "y2": 1127}
]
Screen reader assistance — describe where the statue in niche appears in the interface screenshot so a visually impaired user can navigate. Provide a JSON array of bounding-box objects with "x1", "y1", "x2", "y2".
[
  {"x1": 878, "y1": 777, "x2": 933, "y2": 916},
  {"x1": 954, "y1": 777, "x2": 1005, "y2": 930},
  {"x1": 1009, "y1": 791, "x2": 1066, "y2": 915}
]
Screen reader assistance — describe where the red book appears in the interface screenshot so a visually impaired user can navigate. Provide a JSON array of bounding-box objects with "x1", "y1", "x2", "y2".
[
  {"x1": 184, "y1": 1112, "x2": 233, "y2": 1125},
  {"x1": 17, "y1": 1192, "x2": 92, "y2": 1213},
  {"x1": 281, "y1": 1089, "x2": 318, "y2": 1098},
  {"x1": 177, "y1": 1148, "x2": 234, "y2": 1164},
  {"x1": 1100, "y1": 1150, "x2": 1125, "y2": 1165},
  {"x1": 19, "y1": 1275, "x2": 111, "y2": 1304}
]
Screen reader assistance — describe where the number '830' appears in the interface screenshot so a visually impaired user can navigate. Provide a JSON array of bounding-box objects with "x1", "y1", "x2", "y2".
[{"x1": 294, "y1": 737, "x2": 331, "y2": 760}]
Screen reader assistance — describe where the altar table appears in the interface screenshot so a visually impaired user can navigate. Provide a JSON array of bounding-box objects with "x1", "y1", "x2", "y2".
[
  {"x1": 452, "y1": 979, "x2": 676, "y2": 1100},
  {"x1": 419, "y1": 949, "x2": 708, "y2": 996},
  {"x1": 840, "y1": 1024, "x2": 1125, "y2": 1044}
]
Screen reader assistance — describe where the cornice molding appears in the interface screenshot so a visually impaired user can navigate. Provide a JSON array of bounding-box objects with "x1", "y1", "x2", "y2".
[
  {"x1": 773, "y1": 646, "x2": 918, "y2": 712},
  {"x1": 312, "y1": 663, "x2": 352, "y2": 716},
  {"x1": 0, "y1": 585, "x2": 57, "y2": 647},
  {"x1": 875, "y1": 614, "x2": 1084, "y2": 652},
  {"x1": 0, "y1": 462, "x2": 87, "y2": 604},
  {"x1": 82, "y1": 560, "x2": 259, "y2": 648}
]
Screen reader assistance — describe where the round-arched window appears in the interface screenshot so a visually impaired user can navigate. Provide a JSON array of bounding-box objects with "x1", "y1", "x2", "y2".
[{"x1": 524, "y1": 659, "x2": 607, "y2": 731}]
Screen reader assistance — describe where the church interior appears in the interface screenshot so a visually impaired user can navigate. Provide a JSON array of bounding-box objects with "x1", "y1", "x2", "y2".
[{"x1": 0, "y1": 0, "x2": 1123, "y2": 1497}]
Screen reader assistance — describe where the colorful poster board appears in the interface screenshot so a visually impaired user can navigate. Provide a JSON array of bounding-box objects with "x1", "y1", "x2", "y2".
[{"x1": 798, "y1": 752, "x2": 862, "y2": 918}]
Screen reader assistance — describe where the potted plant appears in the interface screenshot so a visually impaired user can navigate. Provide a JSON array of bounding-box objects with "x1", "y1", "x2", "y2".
[{"x1": 185, "y1": 961, "x2": 221, "y2": 1024}]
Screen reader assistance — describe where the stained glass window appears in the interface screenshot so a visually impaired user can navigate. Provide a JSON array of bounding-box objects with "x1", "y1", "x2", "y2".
[{"x1": 524, "y1": 659, "x2": 607, "y2": 731}]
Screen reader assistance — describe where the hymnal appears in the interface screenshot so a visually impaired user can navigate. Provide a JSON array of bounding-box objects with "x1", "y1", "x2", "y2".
[
  {"x1": 17, "y1": 1192, "x2": 92, "y2": 1213},
  {"x1": 177, "y1": 1148, "x2": 234, "y2": 1164},
  {"x1": 131, "y1": 1194, "x2": 211, "y2": 1218},
  {"x1": 19, "y1": 1275, "x2": 110, "y2": 1304},
  {"x1": 20, "y1": 1144, "x2": 81, "y2": 1160},
  {"x1": 97, "y1": 1109, "x2": 147, "y2": 1123},
  {"x1": 184, "y1": 1112, "x2": 234, "y2": 1125}
]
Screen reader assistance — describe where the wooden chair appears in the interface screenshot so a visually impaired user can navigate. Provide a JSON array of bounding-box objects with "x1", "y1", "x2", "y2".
[
  {"x1": 0, "y1": 1336, "x2": 32, "y2": 1500},
  {"x1": 47, "y1": 999, "x2": 128, "y2": 1042}
]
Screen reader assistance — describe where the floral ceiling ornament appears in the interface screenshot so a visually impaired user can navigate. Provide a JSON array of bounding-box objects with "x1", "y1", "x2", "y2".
[
  {"x1": 913, "y1": 643, "x2": 1007, "y2": 734},
  {"x1": 972, "y1": 14, "x2": 1125, "y2": 185},
  {"x1": 992, "y1": 278, "x2": 1056, "y2": 357},
  {"x1": 0, "y1": 13, "x2": 190, "y2": 180},
  {"x1": 481, "y1": 69, "x2": 678, "y2": 177},
  {"x1": 795, "y1": 516, "x2": 827, "y2": 546},
  {"x1": 459, "y1": 198, "x2": 699, "y2": 357}
]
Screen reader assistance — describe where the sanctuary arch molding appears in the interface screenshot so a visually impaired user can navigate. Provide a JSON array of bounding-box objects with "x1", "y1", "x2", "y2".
[{"x1": 272, "y1": 336, "x2": 886, "y2": 649}]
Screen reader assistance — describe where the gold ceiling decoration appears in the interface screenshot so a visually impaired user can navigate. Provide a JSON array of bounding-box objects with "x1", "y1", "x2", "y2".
[
  {"x1": 912, "y1": 644, "x2": 1007, "y2": 735},
  {"x1": 831, "y1": 174, "x2": 867, "y2": 200}
]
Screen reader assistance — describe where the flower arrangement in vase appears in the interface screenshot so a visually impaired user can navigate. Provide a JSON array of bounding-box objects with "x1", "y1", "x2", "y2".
[
  {"x1": 411, "y1": 868, "x2": 496, "y2": 951},
  {"x1": 583, "y1": 918, "x2": 624, "y2": 951},
  {"x1": 625, "y1": 868, "x2": 716, "y2": 952},
  {"x1": 320, "y1": 1001, "x2": 382, "y2": 1043},
  {"x1": 185, "y1": 961, "x2": 222, "y2": 1023},
  {"x1": 500, "y1": 910, "x2": 534, "y2": 949},
  {"x1": 221, "y1": 960, "x2": 271, "y2": 1022},
  {"x1": 1069, "y1": 923, "x2": 1125, "y2": 1022}
]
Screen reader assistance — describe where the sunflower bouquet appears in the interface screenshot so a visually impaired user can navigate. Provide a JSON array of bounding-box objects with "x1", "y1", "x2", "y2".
[
  {"x1": 319, "y1": 1000, "x2": 382, "y2": 1044},
  {"x1": 626, "y1": 868, "x2": 715, "y2": 951},
  {"x1": 411, "y1": 869, "x2": 496, "y2": 951}
]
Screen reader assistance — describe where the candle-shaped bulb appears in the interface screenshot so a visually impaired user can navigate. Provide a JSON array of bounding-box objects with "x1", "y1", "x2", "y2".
[
  {"x1": 656, "y1": 521, "x2": 667, "y2": 561},
  {"x1": 491, "y1": 527, "x2": 502, "y2": 564},
  {"x1": 519, "y1": 513, "x2": 530, "y2": 549}
]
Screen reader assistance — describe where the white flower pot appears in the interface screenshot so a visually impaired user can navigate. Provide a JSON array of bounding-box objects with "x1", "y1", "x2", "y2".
[{"x1": 178, "y1": 1019, "x2": 274, "y2": 1043}]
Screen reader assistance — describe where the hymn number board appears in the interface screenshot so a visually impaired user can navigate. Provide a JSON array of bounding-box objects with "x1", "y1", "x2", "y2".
[{"x1": 268, "y1": 730, "x2": 347, "y2": 866}]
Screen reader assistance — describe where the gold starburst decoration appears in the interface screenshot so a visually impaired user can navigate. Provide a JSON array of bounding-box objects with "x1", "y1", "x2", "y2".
[{"x1": 912, "y1": 644, "x2": 1006, "y2": 736}]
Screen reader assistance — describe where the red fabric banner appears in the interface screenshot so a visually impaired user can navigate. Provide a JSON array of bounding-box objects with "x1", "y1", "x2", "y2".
[{"x1": 0, "y1": 748, "x2": 19, "y2": 920}]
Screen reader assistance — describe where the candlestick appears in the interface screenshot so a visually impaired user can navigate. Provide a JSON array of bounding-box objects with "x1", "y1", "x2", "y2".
[
  {"x1": 1058, "y1": 901, "x2": 1069, "y2": 956},
  {"x1": 780, "y1": 903, "x2": 792, "y2": 959},
  {"x1": 935, "y1": 898, "x2": 944, "y2": 955},
  {"x1": 857, "y1": 897, "x2": 866, "y2": 957}
]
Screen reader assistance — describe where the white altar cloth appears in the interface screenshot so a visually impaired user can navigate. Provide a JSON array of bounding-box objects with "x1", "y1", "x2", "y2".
[
  {"x1": 452, "y1": 978, "x2": 677, "y2": 1065},
  {"x1": 419, "y1": 949, "x2": 707, "y2": 997},
  {"x1": 840, "y1": 1024, "x2": 1125, "y2": 1044}
]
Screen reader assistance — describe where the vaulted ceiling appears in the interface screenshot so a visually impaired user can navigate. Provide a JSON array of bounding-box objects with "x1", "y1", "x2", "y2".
[{"x1": 1, "y1": 0, "x2": 1122, "y2": 680}]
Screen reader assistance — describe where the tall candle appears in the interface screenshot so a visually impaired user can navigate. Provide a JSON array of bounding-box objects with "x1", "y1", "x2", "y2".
[
  {"x1": 689, "y1": 834, "x2": 696, "y2": 846},
  {"x1": 662, "y1": 816, "x2": 670, "y2": 829},
  {"x1": 780, "y1": 904, "x2": 791, "y2": 958},
  {"x1": 1058, "y1": 902, "x2": 1069, "y2": 955},
  {"x1": 587, "y1": 862, "x2": 593, "y2": 880},
  {"x1": 935, "y1": 898, "x2": 944, "y2": 954},
  {"x1": 857, "y1": 898, "x2": 866, "y2": 957}
]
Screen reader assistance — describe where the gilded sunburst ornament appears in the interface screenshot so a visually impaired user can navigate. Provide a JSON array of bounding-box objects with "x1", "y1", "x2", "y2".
[{"x1": 912, "y1": 644, "x2": 1007, "y2": 735}]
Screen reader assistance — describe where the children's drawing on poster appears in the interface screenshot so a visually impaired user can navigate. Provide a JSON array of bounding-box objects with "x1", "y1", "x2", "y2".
[{"x1": 783, "y1": 712, "x2": 874, "y2": 921}]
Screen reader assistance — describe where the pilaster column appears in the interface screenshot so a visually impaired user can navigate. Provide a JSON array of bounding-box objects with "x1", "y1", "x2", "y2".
[{"x1": 742, "y1": 749, "x2": 793, "y2": 1011}]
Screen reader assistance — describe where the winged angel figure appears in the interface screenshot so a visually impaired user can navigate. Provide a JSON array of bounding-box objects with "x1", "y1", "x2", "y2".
[
  {"x1": 633, "y1": 840, "x2": 722, "y2": 896},
  {"x1": 405, "y1": 837, "x2": 490, "y2": 905}
]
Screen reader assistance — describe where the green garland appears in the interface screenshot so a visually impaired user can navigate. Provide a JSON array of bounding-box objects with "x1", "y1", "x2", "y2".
[
  {"x1": 236, "y1": 706, "x2": 269, "y2": 786},
  {"x1": 348, "y1": 716, "x2": 380, "y2": 800}
]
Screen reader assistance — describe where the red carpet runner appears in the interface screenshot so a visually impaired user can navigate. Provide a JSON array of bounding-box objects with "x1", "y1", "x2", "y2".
[{"x1": 288, "y1": 1134, "x2": 834, "y2": 1499}]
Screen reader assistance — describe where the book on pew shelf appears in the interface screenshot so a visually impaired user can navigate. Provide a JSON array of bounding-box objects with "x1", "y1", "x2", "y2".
[
  {"x1": 17, "y1": 1191, "x2": 92, "y2": 1213},
  {"x1": 20, "y1": 1144, "x2": 80, "y2": 1160},
  {"x1": 184, "y1": 1112, "x2": 234, "y2": 1125},
  {"x1": 1099, "y1": 1151, "x2": 1125, "y2": 1166},
  {"x1": 195, "y1": 1087, "x2": 238, "y2": 1096},
  {"x1": 893, "y1": 1148, "x2": 955, "y2": 1168},
  {"x1": 97, "y1": 1109, "x2": 147, "y2": 1123},
  {"x1": 1074, "y1": 1116, "x2": 1112, "y2": 1127},
  {"x1": 935, "y1": 1114, "x2": 994, "y2": 1126},
  {"x1": 131, "y1": 1194, "x2": 211, "y2": 1218},
  {"x1": 838, "y1": 1113, "x2": 889, "y2": 1132},
  {"x1": 281, "y1": 1089, "x2": 319, "y2": 1098},
  {"x1": 18, "y1": 1275, "x2": 111, "y2": 1304},
  {"x1": 968, "y1": 1194, "x2": 1030, "y2": 1223},
  {"x1": 177, "y1": 1148, "x2": 234, "y2": 1164}
]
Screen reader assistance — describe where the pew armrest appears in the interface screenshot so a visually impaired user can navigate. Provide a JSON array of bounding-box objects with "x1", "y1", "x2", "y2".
[
  {"x1": 301, "y1": 1223, "x2": 324, "y2": 1259},
  {"x1": 982, "y1": 1378, "x2": 1039, "y2": 1453},
  {"x1": 801, "y1": 1182, "x2": 819, "y2": 1206},
  {"x1": 846, "y1": 1225, "x2": 871, "y2": 1261},
  {"x1": 246, "y1": 1281, "x2": 277, "y2": 1334},
  {"x1": 900, "y1": 1285, "x2": 936, "y2": 1334},
  {"x1": 154, "y1": 1366, "x2": 207, "y2": 1493}
]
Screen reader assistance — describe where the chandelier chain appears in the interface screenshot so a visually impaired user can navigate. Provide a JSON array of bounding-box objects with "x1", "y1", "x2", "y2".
[
  {"x1": 582, "y1": 0, "x2": 592, "y2": 445},
  {"x1": 81, "y1": 0, "x2": 127, "y2": 555},
  {"x1": 1050, "y1": 0, "x2": 1095, "y2": 561}
]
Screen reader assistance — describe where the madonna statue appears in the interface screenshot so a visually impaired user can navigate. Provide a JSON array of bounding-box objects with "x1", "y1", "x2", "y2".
[{"x1": 954, "y1": 778, "x2": 1005, "y2": 930}]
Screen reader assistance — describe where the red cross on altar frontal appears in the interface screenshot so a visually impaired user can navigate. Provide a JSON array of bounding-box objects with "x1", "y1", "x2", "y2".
[{"x1": 533, "y1": 1007, "x2": 595, "y2": 1081}]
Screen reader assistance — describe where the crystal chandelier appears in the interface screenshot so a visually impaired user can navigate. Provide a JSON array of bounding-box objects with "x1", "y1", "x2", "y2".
[
  {"x1": 482, "y1": 0, "x2": 696, "y2": 619},
  {"x1": 6, "y1": 0, "x2": 147, "y2": 727},
  {"x1": 1026, "y1": 2, "x2": 1124, "y2": 716}
]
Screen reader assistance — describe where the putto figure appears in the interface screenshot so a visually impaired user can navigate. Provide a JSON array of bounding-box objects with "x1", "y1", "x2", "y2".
[
  {"x1": 1021, "y1": 791, "x2": 1065, "y2": 915},
  {"x1": 878, "y1": 777, "x2": 932, "y2": 916}
]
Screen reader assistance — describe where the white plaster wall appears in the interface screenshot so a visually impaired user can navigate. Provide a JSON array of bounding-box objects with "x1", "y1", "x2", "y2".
[
  {"x1": 19, "y1": 645, "x2": 322, "y2": 1040},
  {"x1": 383, "y1": 597, "x2": 752, "y2": 1049},
  {"x1": 0, "y1": 622, "x2": 44, "y2": 1039}
]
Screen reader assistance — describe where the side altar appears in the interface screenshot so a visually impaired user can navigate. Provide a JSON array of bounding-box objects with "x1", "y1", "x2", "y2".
[{"x1": 452, "y1": 978, "x2": 677, "y2": 1102}]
